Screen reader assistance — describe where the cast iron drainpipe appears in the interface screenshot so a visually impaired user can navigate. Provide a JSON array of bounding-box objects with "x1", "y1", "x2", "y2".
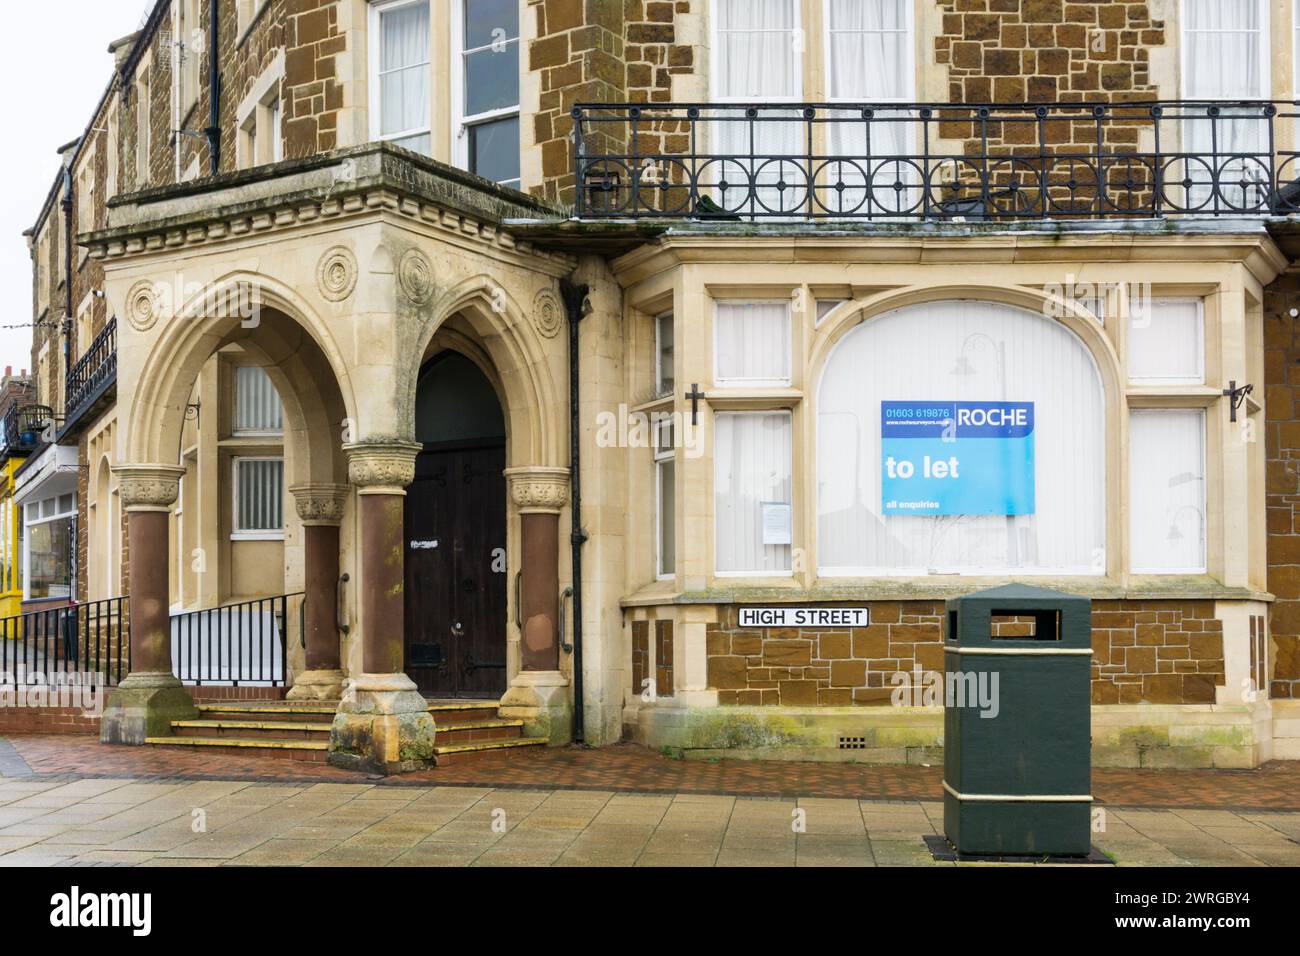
[
  {"x1": 204, "y1": 0, "x2": 221, "y2": 175},
  {"x1": 560, "y1": 279, "x2": 590, "y2": 745}
]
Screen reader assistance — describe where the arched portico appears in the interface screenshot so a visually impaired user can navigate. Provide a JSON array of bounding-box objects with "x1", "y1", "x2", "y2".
[
  {"x1": 101, "y1": 276, "x2": 370, "y2": 746},
  {"x1": 407, "y1": 283, "x2": 573, "y2": 741}
]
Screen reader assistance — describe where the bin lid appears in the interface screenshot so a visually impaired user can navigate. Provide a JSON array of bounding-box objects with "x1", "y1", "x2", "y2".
[{"x1": 945, "y1": 583, "x2": 1092, "y2": 650}]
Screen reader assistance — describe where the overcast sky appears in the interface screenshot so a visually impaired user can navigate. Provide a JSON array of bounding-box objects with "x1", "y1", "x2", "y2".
[{"x1": 0, "y1": 0, "x2": 148, "y2": 377}]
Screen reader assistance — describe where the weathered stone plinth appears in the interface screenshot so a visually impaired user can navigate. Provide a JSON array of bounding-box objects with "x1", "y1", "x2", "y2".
[
  {"x1": 328, "y1": 672, "x2": 436, "y2": 773},
  {"x1": 499, "y1": 670, "x2": 572, "y2": 745},
  {"x1": 99, "y1": 672, "x2": 198, "y2": 745},
  {"x1": 286, "y1": 669, "x2": 346, "y2": 702}
]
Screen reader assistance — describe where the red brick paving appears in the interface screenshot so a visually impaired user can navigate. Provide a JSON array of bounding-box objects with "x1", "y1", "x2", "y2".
[{"x1": 4, "y1": 735, "x2": 1299, "y2": 810}]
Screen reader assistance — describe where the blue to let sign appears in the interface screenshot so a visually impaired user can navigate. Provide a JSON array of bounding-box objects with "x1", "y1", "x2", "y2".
[{"x1": 880, "y1": 401, "x2": 1035, "y2": 516}]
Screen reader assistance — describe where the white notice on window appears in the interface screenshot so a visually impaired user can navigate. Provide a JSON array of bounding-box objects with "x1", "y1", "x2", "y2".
[{"x1": 760, "y1": 502, "x2": 792, "y2": 546}]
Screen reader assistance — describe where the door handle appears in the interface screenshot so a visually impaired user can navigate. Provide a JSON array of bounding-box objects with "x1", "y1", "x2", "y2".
[
  {"x1": 514, "y1": 570, "x2": 522, "y2": 628},
  {"x1": 451, "y1": 620, "x2": 465, "y2": 638},
  {"x1": 560, "y1": 586, "x2": 574, "y2": 654},
  {"x1": 337, "y1": 573, "x2": 350, "y2": 635}
]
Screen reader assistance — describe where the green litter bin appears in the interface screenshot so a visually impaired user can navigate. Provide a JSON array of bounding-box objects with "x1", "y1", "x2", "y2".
[{"x1": 943, "y1": 583, "x2": 1093, "y2": 856}]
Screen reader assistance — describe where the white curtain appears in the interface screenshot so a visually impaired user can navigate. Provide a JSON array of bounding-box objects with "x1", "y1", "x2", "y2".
[
  {"x1": 236, "y1": 459, "x2": 285, "y2": 533},
  {"x1": 234, "y1": 366, "x2": 284, "y2": 433},
  {"x1": 716, "y1": 412, "x2": 793, "y2": 574},
  {"x1": 715, "y1": 301, "x2": 792, "y2": 384},
  {"x1": 817, "y1": 300, "x2": 1106, "y2": 574},
  {"x1": 379, "y1": 1, "x2": 431, "y2": 155},
  {"x1": 711, "y1": 0, "x2": 804, "y2": 214},
  {"x1": 1127, "y1": 298, "x2": 1204, "y2": 384},
  {"x1": 1180, "y1": 0, "x2": 1267, "y2": 209},
  {"x1": 1130, "y1": 409, "x2": 1206, "y2": 572},
  {"x1": 824, "y1": 0, "x2": 915, "y2": 215}
]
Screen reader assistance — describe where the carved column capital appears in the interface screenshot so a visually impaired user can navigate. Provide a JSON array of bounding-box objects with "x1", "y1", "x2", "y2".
[
  {"x1": 289, "y1": 483, "x2": 350, "y2": 525},
  {"x1": 113, "y1": 464, "x2": 185, "y2": 512},
  {"x1": 344, "y1": 440, "x2": 423, "y2": 495},
  {"x1": 505, "y1": 466, "x2": 571, "y2": 515}
]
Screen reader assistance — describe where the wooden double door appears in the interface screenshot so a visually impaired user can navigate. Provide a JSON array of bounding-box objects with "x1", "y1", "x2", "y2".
[{"x1": 403, "y1": 441, "x2": 507, "y2": 698}]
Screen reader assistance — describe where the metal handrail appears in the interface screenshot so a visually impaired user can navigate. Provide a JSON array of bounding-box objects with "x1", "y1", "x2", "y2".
[
  {"x1": 573, "y1": 99, "x2": 1300, "y2": 221},
  {"x1": 0, "y1": 596, "x2": 129, "y2": 688},
  {"x1": 170, "y1": 592, "x2": 304, "y2": 687}
]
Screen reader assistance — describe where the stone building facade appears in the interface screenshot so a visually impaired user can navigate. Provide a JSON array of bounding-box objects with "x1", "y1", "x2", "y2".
[{"x1": 16, "y1": 0, "x2": 1300, "y2": 772}]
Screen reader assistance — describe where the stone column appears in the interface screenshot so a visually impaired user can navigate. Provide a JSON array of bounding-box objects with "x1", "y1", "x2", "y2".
[
  {"x1": 286, "y1": 484, "x2": 349, "y2": 701},
  {"x1": 328, "y1": 440, "x2": 436, "y2": 774},
  {"x1": 100, "y1": 464, "x2": 197, "y2": 745},
  {"x1": 500, "y1": 466, "x2": 572, "y2": 744}
]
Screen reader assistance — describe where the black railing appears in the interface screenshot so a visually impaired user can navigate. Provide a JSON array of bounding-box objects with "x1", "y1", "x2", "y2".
[
  {"x1": 171, "y1": 593, "x2": 303, "y2": 686},
  {"x1": 0, "y1": 597, "x2": 130, "y2": 688},
  {"x1": 0, "y1": 403, "x2": 54, "y2": 459},
  {"x1": 64, "y1": 317, "x2": 117, "y2": 424},
  {"x1": 573, "y1": 100, "x2": 1300, "y2": 221}
]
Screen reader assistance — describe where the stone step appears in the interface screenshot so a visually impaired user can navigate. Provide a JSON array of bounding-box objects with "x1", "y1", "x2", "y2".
[
  {"x1": 171, "y1": 719, "x2": 330, "y2": 741},
  {"x1": 433, "y1": 736, "x2": 547, "y2": 766},
  {"x1": 143, "y1": 735, "x2": 329, "y2": 762},
  {"x1": 1272, "y1": 737, "x2": 1300, "y2": 760},
  {"x1": 1273, "y1": 717, "x2": 1300, "y2": 739},
  {"x1": 427, "y1": 701, "x2": 502, "y2": 722},
  {"x1": 195, "y1": 703, "x2": 336, "y2": 723},
  {"x1": 433, "y1": 718, "x2": 525, "y2": 745}
]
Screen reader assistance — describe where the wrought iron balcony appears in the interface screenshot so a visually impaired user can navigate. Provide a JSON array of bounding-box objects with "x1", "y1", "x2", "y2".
[
  {"x1": 0, "y1": 403, "x2": 54, "y2": 460},
  {"x1": 62, "y1": 317, "x2": 117, "y2": 439},
  {"x1": 572, "y1": 100, "x2": 1300, "y2": 222}
]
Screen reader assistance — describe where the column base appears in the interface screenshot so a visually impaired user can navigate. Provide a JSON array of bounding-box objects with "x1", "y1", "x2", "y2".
[
  {"x1": 499, "y1": 670, "x2": 572, "y2": 745},
  {"x1": 286, "y1": 669, "x2": 345, "y2": 702},
  {"x1": 99, "y1": 672, "x2": 198, "y2": 745},
  {"x1": 328, "y1": 673, "x2": 436, "y2": 774}
]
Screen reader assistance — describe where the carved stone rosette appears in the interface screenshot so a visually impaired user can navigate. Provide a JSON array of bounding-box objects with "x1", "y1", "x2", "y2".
[
  {"x1": 289, "y1": 483, "x2": 350, "y2": 526},
  {"x1": 113, "y1": 464, "x2": 186, "y2": 512},
  {"x1": 505, "y1": 466, "x2": 571, "y2": 515},
  {"x1": 344, "y1": 440, "x2": 423, "y2": 495}
]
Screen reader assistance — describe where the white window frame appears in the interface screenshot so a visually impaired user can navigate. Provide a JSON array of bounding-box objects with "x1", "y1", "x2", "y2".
[
  {"x1": 713, "y1": 299, "x2": 794, "y2": 388},
  {"x1": 233, "y1": 365, "x2": 285, "y2": 437},
  {"x1": 655, "y1": 311, "x2": 674, "y2": 398},
  {"x1": 1129, "y1": 408, "x2": 1208, "y2": 575},
  {"x1": 450, "y1": 0, "x2": 521, "y2": 188},
  {"x1": 368, "y1": 0, "x2": 433, "y2": 152},
  {"x1": 1179, "y1": 0, "x2": 1269, "y2": 101},
  {"x1": 714, "y1": 409, "x2": 795, "y2": 578},
  {"x1": 231, "y1": 456, "x2": 285, "y2": 541},
  {"x1": 709, "y1": 0, "x2": 804, "y2": 105},
  {"x1": 235, "y1": 53, "x2": 285, "y2": 170},
  {"x1": 1126, "y1": 297, "x2": 1205, "y2": 385},
  {"x1": 654, "y1": 415, "x2": 675, "y2": 580},
  {"x1": 136, "y1": 62, "x2": 152, "y2": 188},
  {"x1": 175, "y1": 0, "x2": 202, "y2": 116},
  {"x1": 237, "y1": 0, "x2": 271, "y2": 43},
  {"x1": 21, "y1": 494, "x2": 77, "y2": 602},
  {"x1": 822, "y1": 0, "x2": 915, "y2": 106}
]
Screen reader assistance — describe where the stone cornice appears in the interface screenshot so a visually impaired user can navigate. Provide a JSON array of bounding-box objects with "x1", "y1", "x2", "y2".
[
  {"x1": 113, "y1": 463, "x2": 185, "y2": 512},
  {"x1": 609, "y1": 220, "x2": 1290, "y2": 287},
  {"x1": 83, "y1": 144, "x2": 576, "y2": 276},
  {"x1": 344, "y1": 440, "x2": 423, "y2": 495},
  {"x1": 289, "y1": 483, "x2": 350, "y2": 525},
  {"x1": 505, "y1": 466, "x2": 571, "y2": 515}
]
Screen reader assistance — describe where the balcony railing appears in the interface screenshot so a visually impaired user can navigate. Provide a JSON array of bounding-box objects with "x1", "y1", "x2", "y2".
[
  {"x1": 573, "y1": 100, "x2": 1300, "y2": 222},
  {"x1": 0, "y1": 403, "x2": 53, "y2": 460},
  {"x1": 64, "y1": 317, "x2": 117, "y2": 428}
]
